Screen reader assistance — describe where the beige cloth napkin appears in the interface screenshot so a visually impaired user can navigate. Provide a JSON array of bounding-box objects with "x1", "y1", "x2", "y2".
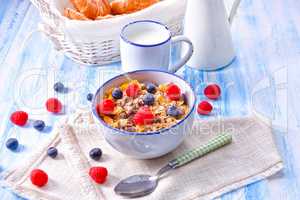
[{"x1": 1, "y1": 109, "x2": 283, "y2": 200}]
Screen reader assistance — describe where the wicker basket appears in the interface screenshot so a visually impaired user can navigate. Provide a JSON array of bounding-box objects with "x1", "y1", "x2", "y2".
[{"x1": 29, "y1": 0, "x2": 187, "y2": 66}]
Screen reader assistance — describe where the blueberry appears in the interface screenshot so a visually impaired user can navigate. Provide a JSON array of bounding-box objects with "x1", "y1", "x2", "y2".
[
  {"x1": 6, "y1": 138, "x2": 19, "y2": 151},
  {"x1": 143, "y1": 93, "x2": 155, "y2": 105},
  {"x1": 181, "y1": 93, "x2": 187, "y2": 104},
  {"x1": 53, "y1": 82, "x2": 65, "y2": 93},
  {"x1": 112, "y1": 88, "x2": 123, "y2": 99},
  {"x1": 167, "y1": 105, "x2": 182, "y2": 118},
  {"x1": 146, "y1": 83, "x2": 156, "y2": 94},
  {"x1": 47, "y1": 147, "x2": 58, "y2": 158},
  {"x1": 89, "y1": 147, "x2": 102, "y2": 161},
  {"x1": 87, "y1": 93, "x2": 93, "y2": 101},
  {"x1": 33, "y1": 120, "x2": 45, "y2": 131}
]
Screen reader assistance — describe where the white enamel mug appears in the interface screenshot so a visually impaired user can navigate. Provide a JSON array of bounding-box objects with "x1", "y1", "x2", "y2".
[{"x1": 120, "y1": 20, "x2": 194, "y2": 73}]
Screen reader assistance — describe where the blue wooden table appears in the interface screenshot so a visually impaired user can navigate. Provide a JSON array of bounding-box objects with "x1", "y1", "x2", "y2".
[{"x1": 0, "y1": 0, "x2": 299, "y2": 199}]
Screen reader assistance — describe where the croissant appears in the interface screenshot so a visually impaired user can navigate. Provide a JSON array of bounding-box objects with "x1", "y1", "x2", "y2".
[
  {"x1": 96, "y1": 14, "x2": 115, "y2": 20},
  {"x1": 64, "y1": 8, "x2": 89, "y2": 20},
  {"x1": 69, "y1": 0, "x2": 111, "y2": 19},
  {"x1": 110, "y1": 0, "x2": 159, "y2": 15}
]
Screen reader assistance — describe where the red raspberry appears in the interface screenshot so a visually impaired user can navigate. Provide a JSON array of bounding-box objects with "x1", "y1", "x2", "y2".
[
  {"x1": 97, "y1": 99, "x2": 115, "y2": 115},
  {"x1": 125, "y1": 83, "x2": 140, "y2": 98},
  {"x1": 204, "y1": 84, "x2": 221, "y2": 100},
  {"x1": 89, "y1": 166, "x2": 108, "y2": 184},
  {"x1": 133, "y1": 106, "x2": 154, "y2": 125},
  {"x1": 197, "y1": 101, "x2": 213, "y2": 115},
  {"x1": 10, "y1": 111, "x2": 28, "y2": 126},
  {"x1": 166, "y1": 83, "x2": 181, "y2": 101},
  {"x1": 30, "y1": 169, "x2": 48, "y2": 187},
  {"x1": 46, "y1": 98, "x2": 62, "y2": 113}
]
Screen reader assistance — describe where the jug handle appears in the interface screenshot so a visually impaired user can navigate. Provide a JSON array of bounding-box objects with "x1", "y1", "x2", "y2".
[{"x1": 228, "y1": 0, "x2": 242, "y2": 25}]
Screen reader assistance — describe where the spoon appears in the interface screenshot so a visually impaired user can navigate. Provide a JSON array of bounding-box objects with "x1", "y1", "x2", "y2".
[{"x1": 114, "y1": 133, "x2": 232, "y2": 198}]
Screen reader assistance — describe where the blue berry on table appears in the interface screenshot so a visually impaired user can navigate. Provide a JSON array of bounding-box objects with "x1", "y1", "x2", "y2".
[
  {"x1": 167, "y1": 105, "x2": 182, "y2": 118},
  {"x1": 53, "y1": 82, "x2": 65, "y2": 93},
  {"x1": 112, "y1": 88, "x2": 123, "y2": 99},
  {"x1": 33, "y1": 120, "x2": 45, "y2": 131},
  {"x1": 143, "y1": 93, "x2": 155, "y2": 106},
  {"x1": 146, "y1": 83, "x2": 156, "y2": 94},
  {"x1": 87, "y1": 93, "x2": 93, "y2": 101},
  {"x1": 6, "y1": 138, "x2": 19, "y2": 151},
  {"x1": 89, "y1": 147, "x2": 102, "y2": 161},
  {"x1": 47, "y1": 147, "x2": 58, "y2": 158}
]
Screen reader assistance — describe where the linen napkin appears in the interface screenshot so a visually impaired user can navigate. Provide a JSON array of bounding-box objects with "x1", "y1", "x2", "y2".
[{"x1": 1, "y1": 109, "x2": 283, "y2": 200}]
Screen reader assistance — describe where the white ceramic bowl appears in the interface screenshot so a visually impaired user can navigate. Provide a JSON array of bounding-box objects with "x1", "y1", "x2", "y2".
[{"x1": 92, "y1": 70, "x2": 196, "y2": 159}]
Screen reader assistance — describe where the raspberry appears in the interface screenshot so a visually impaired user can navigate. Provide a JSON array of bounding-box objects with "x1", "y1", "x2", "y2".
[
  {"x1": 97, "y1": 99, "x2": 115, "y2": 115},
  {"x1": 30, "y1": 169, "x2": 48, "y2": 187},
  {"x1": 46, "y1": 98, "x2": 62, "y2": 113},
  {"x1": 197, "y1": 101, "x2": 213, "y2": 115},
  {"x1": 89, "y1": 166, "x2": 108, "y2": 184},
  {"x1": 204, "y1": 84, "x2": 221, "y2": 100},
  {"x1": 10, "y1": 111, "x2": 28, "y2": 126},
  {"x1": 125, "y1": 83, "x2": 140, "y2": 98},
  {"x1": 166, "y1": 83, "x2": 181, "y2": 101},
  {"x1": 133, "y1": 106, "x2": 154, "y2": 125}
]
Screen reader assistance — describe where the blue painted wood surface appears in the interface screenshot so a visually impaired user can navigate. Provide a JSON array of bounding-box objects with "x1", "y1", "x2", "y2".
[{"x1": 0, "y1": 0, "x2": 299, "y2": 199}]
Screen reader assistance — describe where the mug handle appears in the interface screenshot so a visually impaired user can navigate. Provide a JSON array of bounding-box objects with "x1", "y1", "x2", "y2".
[{"x1": 169, "y1": 36, "x2": 194, "y2": 73}]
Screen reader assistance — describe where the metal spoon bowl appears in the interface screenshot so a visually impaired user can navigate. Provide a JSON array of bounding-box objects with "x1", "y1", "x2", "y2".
[{"x1": 114, "y1": 175, "x2": 157, "y2": 198}]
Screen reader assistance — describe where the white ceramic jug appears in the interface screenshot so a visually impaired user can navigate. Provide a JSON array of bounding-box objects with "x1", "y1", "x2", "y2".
[{"x1": 183, "y1": 0, "x2": 242, "y2": 70}]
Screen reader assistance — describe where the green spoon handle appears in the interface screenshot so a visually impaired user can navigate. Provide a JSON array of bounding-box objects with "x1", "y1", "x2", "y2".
[{"x1": 168, "y1": 133, "x2": 232, "y2": 168}]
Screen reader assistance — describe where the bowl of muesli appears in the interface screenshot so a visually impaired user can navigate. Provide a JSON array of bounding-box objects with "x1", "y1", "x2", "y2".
[{"x1": 92, "y1": 70, "x2": 196, "y2": 159}]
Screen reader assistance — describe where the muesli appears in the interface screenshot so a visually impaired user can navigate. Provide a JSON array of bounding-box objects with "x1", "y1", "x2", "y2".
[{"x1": 96, "y1": 80, "x2": 189, "y2": 132}]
